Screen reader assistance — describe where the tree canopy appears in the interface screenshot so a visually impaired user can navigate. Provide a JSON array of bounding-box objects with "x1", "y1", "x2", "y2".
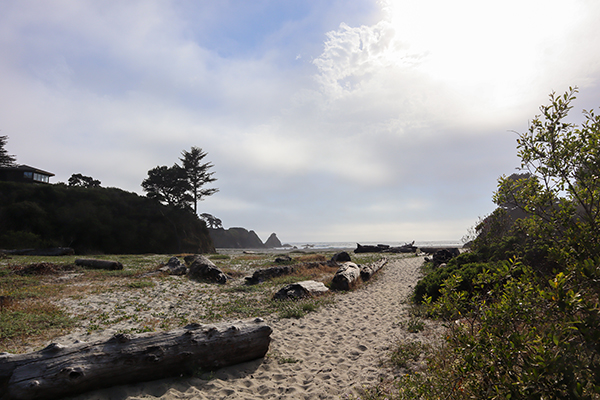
[
  {"x1": 68, "y1": 173, "x2": 101, "y2": 188},
  {"x1": 142, "y1": 147, "x2": 218, "y2": 213},
  {"x1": 180, "y1": 147, "x2": 218, "y2": 213},
  {"x1": 142, "y1": 164, "x2": 192, "y2": 209},
  {"x1": 494, "y1": 87, "x2": 600, "y2": 262},
  {"x1": 0, "y1": 135, "x2": 17, "y2": 167}
]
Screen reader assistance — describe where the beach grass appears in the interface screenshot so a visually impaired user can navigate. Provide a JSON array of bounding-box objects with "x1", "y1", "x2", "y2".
[{"x1": 0, "y1": 249, "x2": 394, "y2": 353}]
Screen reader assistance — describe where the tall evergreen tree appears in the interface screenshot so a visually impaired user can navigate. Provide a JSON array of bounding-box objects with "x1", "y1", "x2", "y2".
[
  {"x1": 180, "y1": 147, "x2": 218, "y2": 213},
  {"x1": 0, "y1": 135, "x2": 17, "y2": 167}
]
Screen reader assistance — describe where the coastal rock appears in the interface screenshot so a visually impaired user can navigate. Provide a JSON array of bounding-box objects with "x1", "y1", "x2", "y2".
[
  {"x1": 208, "y1": 227, "x2": 265, "y2": 248},
  {"x1": 273, "y1": 280, "x2": 329, "y2": 300},
  {"x1": 264, "y1": 233, "x2": 282, "y2": 248}
]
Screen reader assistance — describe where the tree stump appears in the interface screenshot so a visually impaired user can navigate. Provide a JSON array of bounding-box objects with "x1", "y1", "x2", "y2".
[{"x1": 0, "y1": 319, "x2": 272, "y2": 400}]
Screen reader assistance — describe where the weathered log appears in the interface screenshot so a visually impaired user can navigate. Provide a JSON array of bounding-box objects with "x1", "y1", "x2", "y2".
[
  {"x1": 419, "y1": 247, "x2": 460, "y2": 256},
  {"x1": 330, "y1": 262, "x2": 361, "y2": 291},
  {"x1": 354, "y1": 243, "x2": 388, "y2": 253},
  {"x1": 360, "y1": 258, "x2": 388, "y2": 281},
  {"x1": 0, "y1": 319, "x2": 272, "y2": 400},
  {"x1": 185, "y1": 255, "x2": 228, "y2": 284},
  {"x1": 273, "y1": 280, "x2": 329, "y2": 300},
  {"x1": 330, "y1": 251, "x2": 351, "y2": 262},
  {"x1": 74, "y1": 258, "x2": 123, "y2": 270},
  {"x1": 2, "y1": 248, "x2": 75, "y2": 256},
  {"x1": 245, "y1": 265, "x2": 295, "y2": 285}
]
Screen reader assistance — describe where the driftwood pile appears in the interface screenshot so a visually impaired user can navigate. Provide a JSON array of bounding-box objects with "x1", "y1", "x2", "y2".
[{"x1": 0, "y1": 319, "x2": 272, "y2": 400}]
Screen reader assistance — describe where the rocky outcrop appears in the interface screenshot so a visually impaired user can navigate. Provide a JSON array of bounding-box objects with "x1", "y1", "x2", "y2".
[
  {"x1": 208, "y1": 227, "x2": 266, "y2": 248},
  {"x1": 208, "y1": 228, "x2": 283, "y2": 249},
  {"x1": 264, "y1": 233, "x2": 282, "y2": 248}
]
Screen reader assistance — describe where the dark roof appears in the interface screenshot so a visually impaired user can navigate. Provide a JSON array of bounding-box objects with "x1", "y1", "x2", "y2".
[{"x1": 1, "y1": 164, "x2": 55, "y2": 177}]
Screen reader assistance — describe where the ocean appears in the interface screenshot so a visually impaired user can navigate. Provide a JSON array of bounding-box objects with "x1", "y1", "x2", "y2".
[{"x1": 283, "y1": 240, "x2": 464, "y2": 250}]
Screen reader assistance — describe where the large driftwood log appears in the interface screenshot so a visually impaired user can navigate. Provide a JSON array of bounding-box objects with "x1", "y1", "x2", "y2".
[
  {"x1": 330, "y1": 262, "x2": 361, "y2": 291},
  {"x1": 273, "y1": 280, "x2": 329, "y2": 300},
  {"x1": 360, "y1": 258, "x2": 388, "y2": 281},
  {"x1": 0, "y1": 319, "x2": 272, "y2": 400},
  {"x1": 74, "y1": 258, "x2": 123, "y2": 270}
]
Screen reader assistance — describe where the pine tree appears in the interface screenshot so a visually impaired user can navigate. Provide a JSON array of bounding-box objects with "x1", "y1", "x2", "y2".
[
  {"x1": 0, "y1": 135, "x2": 17, "y2": 167},
  {"x1": 180, "y1": 147, "x2": 218, "y2": 214}
]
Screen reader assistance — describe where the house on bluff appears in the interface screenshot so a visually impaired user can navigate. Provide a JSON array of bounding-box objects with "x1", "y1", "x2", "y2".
[{"x1": 0, "y1": 164, "x2": 54, "y2": 184}]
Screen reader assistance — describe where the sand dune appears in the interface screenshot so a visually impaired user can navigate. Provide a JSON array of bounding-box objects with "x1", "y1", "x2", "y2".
[{"x1": 69, "y1": 256, "x2": 441, "y2": 400}]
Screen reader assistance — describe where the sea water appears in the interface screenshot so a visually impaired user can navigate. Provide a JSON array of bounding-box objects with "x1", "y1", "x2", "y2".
[{"x1": 283, "y1": 240, "x2": 464, "y2": 250}]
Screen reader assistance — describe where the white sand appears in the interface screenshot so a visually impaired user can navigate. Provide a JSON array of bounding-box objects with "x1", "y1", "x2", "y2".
[{"x1": 68, "y1": 256, "x2": 442, "y2": 400}]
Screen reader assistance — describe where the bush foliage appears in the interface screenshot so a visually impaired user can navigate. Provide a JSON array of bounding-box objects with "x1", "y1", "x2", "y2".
[
  {"x1": 367, "y1": 88, "x2": 600, "y2": 399},
  {"x1": 0, "y1": 182, "x2": 214, "y2": 254}
]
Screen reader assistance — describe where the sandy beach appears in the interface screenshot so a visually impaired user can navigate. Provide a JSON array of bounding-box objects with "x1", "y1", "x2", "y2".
[{"x1": 58, "y1": 255, "x2": 442, "y2": 400}]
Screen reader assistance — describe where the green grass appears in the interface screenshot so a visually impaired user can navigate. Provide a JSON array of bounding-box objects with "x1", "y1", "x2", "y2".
[{"x1": 0, "y1": 251, "x2": 393, "y2": 353}]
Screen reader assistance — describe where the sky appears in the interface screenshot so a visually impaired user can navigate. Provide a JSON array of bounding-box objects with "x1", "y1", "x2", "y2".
[{"x1": 1, "y1": 0, "x2": 600, "y2": 244}]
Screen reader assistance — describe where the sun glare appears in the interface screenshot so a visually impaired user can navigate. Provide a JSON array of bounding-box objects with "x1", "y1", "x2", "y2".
[{"x1": 381, "y1": 0, "x2": 583, "y2": 111}]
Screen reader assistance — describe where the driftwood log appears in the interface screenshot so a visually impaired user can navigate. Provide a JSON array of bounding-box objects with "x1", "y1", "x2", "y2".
[
  {"x1": 185, "y1": 255, "x2": 228, "y2": 284},
  {"x1": 245, "y1": 265, "x2": 295, "y2": 285},
  {"x1": 359, "y1": 258, "x2": 388, "y2": 281},
  {"x1": 2, "y1": 248, "x2": 75, "y2": 256},
  {"x1": 74, "y1": 258, "x2": 123, "y2": 270},
  {"x1": 273, "y1": 280, "x2": 329, "y2": 300},
  {"x1": 331, "y1": 262, "x2": 361, "y2": 291},
  {"x1": 331, "y1": 259, "x2": 388, "y2": 290},
  {"x1": 0, "y1": 319, "x2": 272, "y2": 400}
]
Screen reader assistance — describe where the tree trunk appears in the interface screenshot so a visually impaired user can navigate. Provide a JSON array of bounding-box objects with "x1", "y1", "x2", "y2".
[
  {"x1": 0, "y1": 319, "x2": 272, "y2": 400},
  {"x1": 74, "y1": 259, "x2": 123, "y2": 270}
]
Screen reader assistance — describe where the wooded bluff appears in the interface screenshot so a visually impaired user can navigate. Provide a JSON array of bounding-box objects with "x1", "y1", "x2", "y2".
[{"x1": 0, "y1": 182, "x2": 214, "y2": 254}]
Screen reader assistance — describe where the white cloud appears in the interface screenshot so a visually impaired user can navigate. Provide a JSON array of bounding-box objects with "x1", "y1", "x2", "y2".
[{"x1": 1, "y1": 0, "x2": 599, "y2": 242}]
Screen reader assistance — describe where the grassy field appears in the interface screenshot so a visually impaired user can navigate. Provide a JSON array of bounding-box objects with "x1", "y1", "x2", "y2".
[{"x1": 0, "y1": 250, "x2": 386, "y2": 354}]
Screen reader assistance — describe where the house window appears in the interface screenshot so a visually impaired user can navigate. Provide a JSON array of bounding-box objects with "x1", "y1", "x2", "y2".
[
  {"x1": 33, "y1": 173, "x2": 49, "y2": 183},
  {"x1": 23, "y1": 171, "x2": 33, "y2": 179}
]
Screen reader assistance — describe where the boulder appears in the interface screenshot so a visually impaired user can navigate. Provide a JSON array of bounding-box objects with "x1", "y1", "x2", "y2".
[
  {"x1": 330, "y1": 262, "x2": 361, "y2": 291},
  {"x1": 330, "y1": 251, "x2": 351, "y2": 262},
  {"x1": 264, "y1": 233, "x2": 282, "y2": 248},
  {"x1": 273, "y1": 280, "x2": 329, "y2": 300},
  {"x1": 186, "y1": 255, "x2": 228, "y2": 284}
]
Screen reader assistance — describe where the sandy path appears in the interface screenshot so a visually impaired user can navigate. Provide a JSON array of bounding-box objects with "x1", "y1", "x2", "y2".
[{"x1": 73, "y1": 256, "x2": 439, "y2": 400}]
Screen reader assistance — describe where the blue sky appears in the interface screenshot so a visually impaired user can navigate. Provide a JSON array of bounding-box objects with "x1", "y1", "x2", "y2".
[{"x1": 2, "y1": 0, "x2": 600, "y2": 243}]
